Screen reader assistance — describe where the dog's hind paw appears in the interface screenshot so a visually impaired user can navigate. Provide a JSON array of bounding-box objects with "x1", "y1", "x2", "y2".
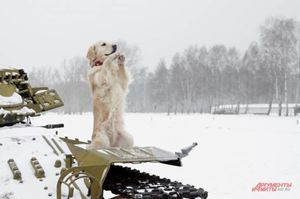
[{"x1": 86, "y1": 143, "x2": 96, "y2": 150}]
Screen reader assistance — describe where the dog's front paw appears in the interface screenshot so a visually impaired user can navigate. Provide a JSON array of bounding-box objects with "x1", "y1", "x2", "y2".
[
  {"x1": 104, "y1": 52, "x2": 119, "y2": 64},
  {"x1": 117, "y1": 54, "x2": 125, "y2": 65}
]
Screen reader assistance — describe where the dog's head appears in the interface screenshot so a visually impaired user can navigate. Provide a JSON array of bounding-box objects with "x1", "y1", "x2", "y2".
[{"x1": 87, "y1": 41, "x2": 117, "y2": 67}]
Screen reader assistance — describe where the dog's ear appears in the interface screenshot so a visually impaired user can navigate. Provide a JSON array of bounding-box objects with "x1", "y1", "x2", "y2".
[{"x1": 87, "y1": 45, "x2": 96, "y2": 63}]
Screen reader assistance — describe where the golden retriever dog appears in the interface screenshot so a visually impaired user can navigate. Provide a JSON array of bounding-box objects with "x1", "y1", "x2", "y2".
[{"x1": 86, "y1": 41, "x2": 133, "y2": 149}]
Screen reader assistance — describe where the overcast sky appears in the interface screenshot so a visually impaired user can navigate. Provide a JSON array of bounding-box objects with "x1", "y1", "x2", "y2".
[{"x1": 0, "y1": 0, "x2": 300, "y2": 71}]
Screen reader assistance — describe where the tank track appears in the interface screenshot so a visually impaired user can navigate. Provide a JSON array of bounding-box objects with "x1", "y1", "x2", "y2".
[{"x1": 103, "y1": 165, "x2": 208, "y2": 199}]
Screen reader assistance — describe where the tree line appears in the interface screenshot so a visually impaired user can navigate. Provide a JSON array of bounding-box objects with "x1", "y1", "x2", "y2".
[{"x1": 28, "y1": 17, "x2": 300, "y2": 115}]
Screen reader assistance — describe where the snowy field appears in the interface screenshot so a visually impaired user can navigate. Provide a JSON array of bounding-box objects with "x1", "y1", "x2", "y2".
[{"x1": 28, "y1": 113, "x2": 300, "y2": 199}]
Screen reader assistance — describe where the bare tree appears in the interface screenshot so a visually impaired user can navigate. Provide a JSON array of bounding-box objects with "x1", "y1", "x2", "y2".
[
  {"x1": 294, "y1": 22, "x2": 300, "y2": 107},
  {"x1": 169, "y1": 53, "x2": 185, "y2": 114},
  {"x1": 27, "y1": 17, "x2": 300, "y2": 115},
  {"x1": 150, "y1": 59, "x2": 170, "y2": 113},
  {"x1": 208, "y1": 45, "x2": 228, "y2": 106},
  {"x1": 260, "y1": 17, "x2": 297, "y2": 116}
]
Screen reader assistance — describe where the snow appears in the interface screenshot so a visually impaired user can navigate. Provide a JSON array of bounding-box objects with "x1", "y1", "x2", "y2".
[
  {"x1": 0, "y1": 127, "x2": 74, "y2": 199},
  {"x1": 0, "y1": 108, "x2": 10, "y2": 115},
  {"x1": 0, "y1": 92, "x2": 23, "y2": 106},
  {"x1": 1, "y1": 113, "x2": 300, "y2": 199},
  {"x1": 0, "y1": 107, "x2": 35, "y2": 116},
  {"x1": 35, "y1": 90, "x2": 47, "y2": 94},
  {"x1": 11, "y1": 107, "x2": 35, "y2": 115}
]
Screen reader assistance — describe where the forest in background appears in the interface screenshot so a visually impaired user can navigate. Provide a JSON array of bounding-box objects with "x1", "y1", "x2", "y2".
[{"x1": 28, "y1": 17, "x2": 300, "y2": 115}]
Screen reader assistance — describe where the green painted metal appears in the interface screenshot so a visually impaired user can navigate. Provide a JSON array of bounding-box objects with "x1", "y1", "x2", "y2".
[
  {"x1": 51, "y1": 138, "x2": 65, "y2": 154},
  {"x1": 0, "y1": 68, "x2": 64, "y2": 126},
  {"x1": 54, "y1": 159, "x2": 62, "y2": 168},
  {"x1": 7, "y1": 159, "x2": 22, "y2": 180},
  {"x1": 42, "y1": 135, "x2": 59, "y2": 156},
  {"x1": 56, "y1": 137, "x2": 182, "y2": 199},
  {"x1": 61, "y1": 137, "x2": 180, "y2": 166},
  {"x1": 0, "y1": 68, "x2": 203, "y2": 199},
  {"x1": 30, "y1": 157, "x2": 45, "y2": 178}
]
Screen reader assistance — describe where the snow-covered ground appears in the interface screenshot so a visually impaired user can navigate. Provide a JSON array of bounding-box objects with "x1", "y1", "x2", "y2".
[{"x1": 2, "y1": 113, "x2": 300, "y2": 199}]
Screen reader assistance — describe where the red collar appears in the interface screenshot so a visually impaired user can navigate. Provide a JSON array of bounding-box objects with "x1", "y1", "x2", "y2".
[{"x1": 92, "y1": 60, "x2": 103, "y2": 68}]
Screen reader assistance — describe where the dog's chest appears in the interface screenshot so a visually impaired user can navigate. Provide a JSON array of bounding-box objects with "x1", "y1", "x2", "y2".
[
  {"x1": 89, "y1": 68, "x2": 121, "y2": 101},
  {"x1": 89, "y1": 68, "x2": 112, "y2": 87}
]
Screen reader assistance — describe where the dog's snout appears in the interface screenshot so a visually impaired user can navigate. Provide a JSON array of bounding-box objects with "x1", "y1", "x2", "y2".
[{"x1": 112, "y1": 44, "x2": 117, "y2": 51}]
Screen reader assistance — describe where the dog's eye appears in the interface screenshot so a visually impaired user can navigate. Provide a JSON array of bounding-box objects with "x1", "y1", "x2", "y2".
[{"x1": 101, "y1": 43, "x2": 106, "y2": 46}]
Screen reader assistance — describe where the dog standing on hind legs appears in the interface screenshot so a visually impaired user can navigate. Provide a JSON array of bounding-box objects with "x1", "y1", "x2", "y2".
[{"x1": 86, "y1": 41, "x2": 134, "y2": 149}]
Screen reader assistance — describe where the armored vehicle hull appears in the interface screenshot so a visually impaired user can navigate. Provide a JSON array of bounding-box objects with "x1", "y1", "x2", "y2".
[
  {"x1": 0, "y1": 68, "x2": 208, "y2": 198},
  {"x1": 0, "y1": 126, "x2": 208, "y2": 199}
]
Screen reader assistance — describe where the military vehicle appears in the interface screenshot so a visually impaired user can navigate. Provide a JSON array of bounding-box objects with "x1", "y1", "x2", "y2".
[{"x1": 0, "y1": 68, "x2": 208, "y2": 199}]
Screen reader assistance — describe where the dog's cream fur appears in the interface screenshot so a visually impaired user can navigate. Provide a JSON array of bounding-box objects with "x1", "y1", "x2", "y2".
[{"x1": 86, "y1": 41, "x2": 133, "y2": 149}]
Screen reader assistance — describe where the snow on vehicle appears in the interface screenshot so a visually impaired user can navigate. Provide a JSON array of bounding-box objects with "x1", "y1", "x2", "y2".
[{"x1": 0, "y1": 68, "x2": 208, "y2": 199}]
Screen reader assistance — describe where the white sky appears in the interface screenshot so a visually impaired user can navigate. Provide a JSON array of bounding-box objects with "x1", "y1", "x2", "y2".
[{"x1": 0, "y1": 0, "x2": 300, "y2": 71}]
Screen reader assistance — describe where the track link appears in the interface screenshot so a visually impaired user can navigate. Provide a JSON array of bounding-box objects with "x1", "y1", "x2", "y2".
[{"x1": 103, "y1": 165, "x2": 208, "y2": 199}]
